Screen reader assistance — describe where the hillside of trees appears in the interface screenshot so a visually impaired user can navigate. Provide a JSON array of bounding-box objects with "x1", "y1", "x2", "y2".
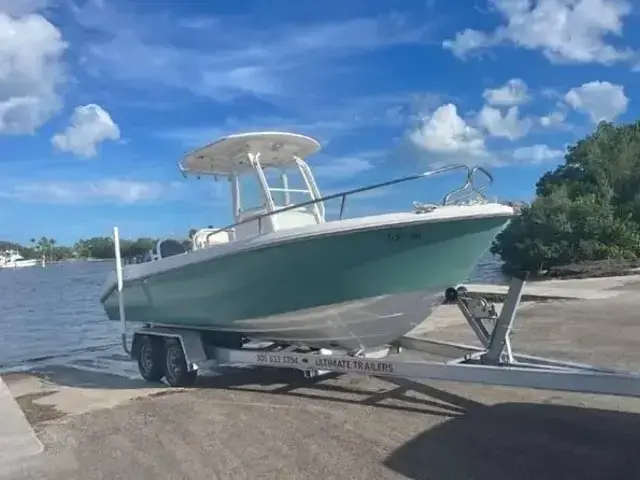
[{"x1": 491, "y1": 120, "x2": 640, "y2": 278}]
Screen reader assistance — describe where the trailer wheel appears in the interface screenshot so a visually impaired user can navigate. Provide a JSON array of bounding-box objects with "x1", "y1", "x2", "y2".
[
  {"x1": 137, "y1": 335, "x2": 164, "y2": 382},
  {"x1": 163, "y1": 338, "x2": 197, "y2": 387}
]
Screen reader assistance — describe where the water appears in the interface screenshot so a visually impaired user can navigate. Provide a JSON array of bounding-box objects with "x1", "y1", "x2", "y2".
[{"x1": 0, "y1": 252, "x2": 506, "y2": 371}]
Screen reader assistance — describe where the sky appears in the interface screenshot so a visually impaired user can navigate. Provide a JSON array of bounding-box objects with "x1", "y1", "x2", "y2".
[{"x1": 1, "y1": 0, "x2": 639, "y2": 245}]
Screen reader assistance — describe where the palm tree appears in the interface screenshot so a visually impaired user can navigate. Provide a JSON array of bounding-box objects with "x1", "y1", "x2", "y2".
[
  {"x1": 35, "y1": 237, "x2": 56, "y2": 261},
  {"x1": 49, "y1": 238, "x2": 57, "y2": 261}
]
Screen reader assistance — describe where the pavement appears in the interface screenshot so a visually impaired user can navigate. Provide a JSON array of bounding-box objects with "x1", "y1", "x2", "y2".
[
  {"x1": 465, "y1": 273, "x2": 640, "y2": 301},
  {"x1": 3, "y1": 280, "x2": 640, "y2": 480}
]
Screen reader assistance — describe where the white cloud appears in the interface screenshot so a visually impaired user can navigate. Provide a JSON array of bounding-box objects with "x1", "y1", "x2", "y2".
[
  {"x1": 564, "y1": 81, "x2": 628, "y2": 123},
  {"x1": 476, "y1": 105, "x2": 532, "y2": 140},
  {"x1": 443, "y1": 0, "x2": 635, "y2": 66},
  {"x1": 442, "y1": 29, "x2": 497, "y2": 59},
  {"x1": 512, "y1": 144, "x2": 565, "y2": 163},
  {"x1": 539, "y1": 110, "x2": 566, "y2": 127},
  {"x1": 483, "y1": 78, "x2": 530, "y2": 106},
  {"x1": 406, "y1": 102, "x2": 546, "y2": 167},
  {"x1": 409, "y1": 103, "x2": 489, "y2": 158},
  {"x1": 313, "y1": 154, "x2": 379, "y2": 180},
  {"x1": 73, "y1": 1, "x2": 434, "y2": 100},
  {"x1": 0, "y1": 179, "x2": 179, "y2": 204},
  {"x1": 158, "y1": 92, "x2": 441, "y2": 147},
  {"x1": 52, "y1": 104, "x2": 121, "y2": 157},
  {"x1": 0, "y1": 8, "x2": 67, "y2": 134}
]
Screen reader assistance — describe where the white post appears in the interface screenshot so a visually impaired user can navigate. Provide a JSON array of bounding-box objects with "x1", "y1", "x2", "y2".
[
  {"x1": 113, "y1": 226, "x2": 130, "y2": 354},
  {"x1": 280, "y1": 172, "x2": 290, "y2": 205}
]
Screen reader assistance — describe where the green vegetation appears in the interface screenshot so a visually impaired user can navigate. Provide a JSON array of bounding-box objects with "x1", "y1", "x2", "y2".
[
  {"x1": 491, "y1": 120, "x2": 640, "y2": 276},
  {"x1": 0, "y1": 237, "x2": 69, "y2": 262},
  {"x1": 1, "y1": 236, "x2": 192, "y2": 262},
  {"x1": 72, "y1": 237, "x2": 162, "y2": 260}
]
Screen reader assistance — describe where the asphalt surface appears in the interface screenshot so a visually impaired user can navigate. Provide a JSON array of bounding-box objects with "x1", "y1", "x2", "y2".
[{"x1": 3, "y1": 282, "x2": 640, "y2": 480}]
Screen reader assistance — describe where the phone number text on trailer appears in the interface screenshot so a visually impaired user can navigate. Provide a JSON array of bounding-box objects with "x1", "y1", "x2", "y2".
[{"x1": 254, "y1": 353, "x2": 394, "y2": 374}]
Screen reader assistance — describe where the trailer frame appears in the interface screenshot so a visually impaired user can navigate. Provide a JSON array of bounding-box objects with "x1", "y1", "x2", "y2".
[{"x1": 111, "y1": 227, "x2": 640, "y2": 397}]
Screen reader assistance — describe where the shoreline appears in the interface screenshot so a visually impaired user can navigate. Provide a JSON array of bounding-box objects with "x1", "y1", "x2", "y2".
[
  {"x1": 503, "y1": 259, "x2": 640, "y2": 282},
  {"x1": 463, "y1": 272, "x2": 640, "y2": 303}
]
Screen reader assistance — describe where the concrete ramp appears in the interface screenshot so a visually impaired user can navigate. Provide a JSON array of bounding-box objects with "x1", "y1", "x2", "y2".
[
  {"x1": 463, "y1": 283, "x2": 621, "y2": 301},
  {"x1": 0, "y1": 377, "x2": 43, "y2": 475}
]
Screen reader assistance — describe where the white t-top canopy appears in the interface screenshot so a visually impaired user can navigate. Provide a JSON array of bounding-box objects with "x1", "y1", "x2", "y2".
[{"x1": 179, "y1": 131, "x2": 322, "y2": 176}]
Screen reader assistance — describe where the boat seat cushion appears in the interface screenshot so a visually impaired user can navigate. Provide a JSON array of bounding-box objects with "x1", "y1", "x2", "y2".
[
  {"x1": 271, "y1": 208, "x2": 320, "y2": 230},
  {"x1": 157, "y1": 239, "x2": 187, "y2": 259}
]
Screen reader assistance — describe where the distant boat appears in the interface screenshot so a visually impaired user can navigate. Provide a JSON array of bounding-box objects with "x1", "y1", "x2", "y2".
[{"x1": 0, "y1": 250, "x2": 40, "y2": 268}]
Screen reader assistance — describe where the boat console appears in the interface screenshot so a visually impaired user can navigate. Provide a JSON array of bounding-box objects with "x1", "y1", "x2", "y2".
[
  {"x1": 180, "y1": 132, "x2": 327, "y2": 245},
  {"x1": 164, "y1": 131, "x2": 495, "y2": 254},
  {"x1": 138, "y1": 239, "x2": 189, "y2": 263}
]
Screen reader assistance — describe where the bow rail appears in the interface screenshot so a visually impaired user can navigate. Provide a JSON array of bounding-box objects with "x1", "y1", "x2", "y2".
[{"x1": 204, "y1": 164, "x2": 494, "y2": 244}]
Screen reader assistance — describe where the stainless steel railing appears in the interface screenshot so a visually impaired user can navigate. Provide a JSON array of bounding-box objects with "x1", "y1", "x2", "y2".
[{"x1": 204, "y1": 163, "x2": 494, "y2": 244}]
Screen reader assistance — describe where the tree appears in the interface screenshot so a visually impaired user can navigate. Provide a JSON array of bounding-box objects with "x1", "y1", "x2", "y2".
[
  {"x1": 1, "y1": 233, "x2": 193, "y2": 262},
  {"x1": 34, "y1": 236, "x2": 54, "y2": 261},
  {"x1": 491, "y1": 120, "x2": 640, "y2": 274}
]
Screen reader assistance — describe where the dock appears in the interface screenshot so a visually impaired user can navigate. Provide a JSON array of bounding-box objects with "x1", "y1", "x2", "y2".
[{"x1": 2, "y1": 274, "x2": 640, "y2": 479}]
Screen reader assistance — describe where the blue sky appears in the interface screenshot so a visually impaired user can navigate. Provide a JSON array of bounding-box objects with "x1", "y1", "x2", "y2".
[{"x1": 1, "y1": 0, "x2": 639, "y2": 245}]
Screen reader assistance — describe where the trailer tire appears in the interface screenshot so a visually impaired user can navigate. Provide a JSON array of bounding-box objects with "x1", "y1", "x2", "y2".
[
  {"x1": 137, "y1": 335, "x2": 164, "y2": 382},
  {"x1": 163, "y1": 338, "x2": 197, "y2": 387}
]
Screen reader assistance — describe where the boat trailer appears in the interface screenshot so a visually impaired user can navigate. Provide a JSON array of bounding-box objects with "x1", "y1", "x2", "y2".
[
  {"x1": 111, "y1": 230, "x2": 640, "y2": 397},
  {"x1": 126, "y1": 278, "x2": 640, "y2": 396}
]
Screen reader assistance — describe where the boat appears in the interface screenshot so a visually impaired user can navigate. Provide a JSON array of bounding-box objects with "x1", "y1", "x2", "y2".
[
  {"x1": 100, "y1": 131, "x2": 515, "y2": 351},
  {"x1": 0, "y1": 250, "x2": 39, "y2": 268}
]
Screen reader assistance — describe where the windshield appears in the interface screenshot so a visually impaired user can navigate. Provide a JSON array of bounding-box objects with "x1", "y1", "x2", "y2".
[
  {"x1": 235, "y1": 161, "x2": 322, "y2": 213},
  {"x1": 262, "y1": 164, "x2": 316, "y2": 208}
]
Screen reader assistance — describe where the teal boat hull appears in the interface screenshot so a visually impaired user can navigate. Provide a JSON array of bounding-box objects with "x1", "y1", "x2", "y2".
[{"x1": 102, "y1": 214, "x2": 510, "y2": 350}]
